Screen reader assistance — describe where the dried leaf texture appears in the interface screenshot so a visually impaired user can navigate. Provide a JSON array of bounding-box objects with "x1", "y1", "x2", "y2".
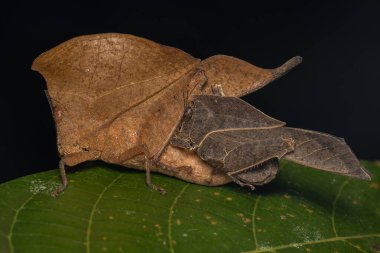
[
  {"x1": 172, "y1": 95, "x2": 370, "y2": 184},
  {"x1": 197, "y1": 55, "x2": 302, "y2": 97},
  {"x1": 197, "y1": 129, "x2": 295, "y2": 173},
  {"x1": 198, "y1": 127, "x2": 370, "y2": 181},
  {"x1": 171, "y1": 95, "x2": 285, "y2": 150},
  {"x1": 282, "y1": 128, "x2": 371, "y2": 180},
  {"x1": 32, "y1": 33, "x2": 304, "y2": 188},
  {"x1": 32, "y1": 33, "x2": 199, "y2": 156}
]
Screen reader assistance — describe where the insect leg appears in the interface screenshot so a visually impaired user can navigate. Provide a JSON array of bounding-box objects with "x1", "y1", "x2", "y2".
[
  {"x1": 228, "y1": 173, "x2": 256, "y2": 190},
  {"x1": 119, "y1": 145, "x2": 166, "y2": 195},
  {"x1": 51, "y1": 159, "x2": 68, "y2": 198},
  {"x1": 52, "y1": 151, "x2": 101, "y2": 197}
]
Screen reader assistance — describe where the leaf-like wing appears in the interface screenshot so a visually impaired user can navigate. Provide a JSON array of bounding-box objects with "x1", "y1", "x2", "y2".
[
  {"x1": 197, "y1": 55, "x2": 302, "y2": 97},
  {"x1": 170, "y1": 95, "x2": 285, "y2": 150},
  {"x1": 197, "y1": 127, "x2": 370, "y2": 182},
  {"x1": 32, "y1": 33, "x2": 199, "y2": 140},
  {"x1": 282, "y1": 128, "x2": 371, "y2": 180},
  {"x1": 197, "y1": 129, "x2": 295, "y2": 174}
]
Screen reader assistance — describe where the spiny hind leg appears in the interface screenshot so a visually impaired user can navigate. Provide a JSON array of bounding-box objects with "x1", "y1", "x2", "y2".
[{"x1": 52, "y1": 151, "x2": 100, "y2": 197}]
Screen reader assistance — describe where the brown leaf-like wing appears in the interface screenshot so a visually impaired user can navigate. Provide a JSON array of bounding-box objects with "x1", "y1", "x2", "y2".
[
  {"x1": 32, "y1": 33, "x2": 199, "y2": 142},
  {"x1": 282, "y1": 128, "x2": 371, "y2": 180},
  {"x1": 197, "y1": 55, "x2": 302, "y2": 97},
  {"x1": 170, "y1": 95, "x2": 285, "y2": 150}
]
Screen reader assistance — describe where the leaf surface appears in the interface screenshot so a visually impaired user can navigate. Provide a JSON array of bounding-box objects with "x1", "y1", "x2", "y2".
[{"x1": 1, "y1": 161, "x2": 379, "y2": 253}]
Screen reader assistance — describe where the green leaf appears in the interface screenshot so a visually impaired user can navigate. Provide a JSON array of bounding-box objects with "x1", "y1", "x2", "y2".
[{"x1": 1, "y1": 161, "x2": 379, "y2": 253}]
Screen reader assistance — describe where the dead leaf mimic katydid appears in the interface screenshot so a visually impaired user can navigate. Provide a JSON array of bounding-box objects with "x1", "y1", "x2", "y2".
[{"x1": 31, "y1": 33, "x2": 369, "y2": 195}]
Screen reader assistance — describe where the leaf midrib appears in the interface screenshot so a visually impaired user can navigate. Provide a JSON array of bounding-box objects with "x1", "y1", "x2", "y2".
[
  {"x1": 6, "y1": 175, "x2": 58, "y2": 253},
  {"x1": 168, "y1": 184, "x2": 190, "y2": 253},
  {"x1": 86, "y1": 174, "x2": 124, "y2": 253}
]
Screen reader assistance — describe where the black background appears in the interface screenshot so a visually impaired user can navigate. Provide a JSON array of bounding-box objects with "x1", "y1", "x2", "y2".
[{"x1": 1, "y1": 0, "x2": 379, "y2": 183}]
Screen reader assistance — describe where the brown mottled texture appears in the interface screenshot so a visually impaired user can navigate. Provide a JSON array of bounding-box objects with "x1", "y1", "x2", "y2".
[
  {"x1": 32, "y1": 33, "x2": 303, "y2": 193},
  {"x1": 197, "y1": 55, "x2": 302, "y2": 97}
]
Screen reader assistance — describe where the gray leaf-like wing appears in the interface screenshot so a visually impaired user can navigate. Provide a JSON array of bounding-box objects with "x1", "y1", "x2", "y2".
[
  {"x1": 170, "y1": 95, "x2": 285, "y2": 150},
  {"x1": 197, "y1": 127, "x2": 370, "y2": 182},
  {"x1": 282, "y1": 128, "x2": 371, "y2": 180},
  {"x1": 197, "y1": 129, "x2": 295, "y2": 174}
]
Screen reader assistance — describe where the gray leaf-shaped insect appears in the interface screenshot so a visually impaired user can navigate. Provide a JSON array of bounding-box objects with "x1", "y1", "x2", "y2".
[{"x1": 171, "y1": 95, "x2": 371, "y2": 189}]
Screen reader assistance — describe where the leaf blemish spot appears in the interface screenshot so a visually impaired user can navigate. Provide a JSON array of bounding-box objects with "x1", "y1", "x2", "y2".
[
  {"x1": 176, "y1": 219, "x2": 181, "y2": 225},
  {"x1": 29, "y1": 180, "x2": 47, "y2": 194},
  {"x1": 213, "y1": 192, "x2": 220, "y2": 196},
  {"x1": 108, "y1": 215, "x2": 114, "y2": 220},
  {"x1": 287, "y1": 213, "x2": 296, "y2": 218},
  {"x1": 125, "y1": 210, "x2": 136, "y2": 215},
  {"x1": 226, "y1": 197, "x2": 233, "y2": 201}
]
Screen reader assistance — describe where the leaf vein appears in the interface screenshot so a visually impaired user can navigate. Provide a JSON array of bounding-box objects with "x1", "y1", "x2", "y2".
[
  {"x1": 331, "y1": 178, "x2": 350, "y2": 236},
  {"x1": 343, "y1": 239, "x2": 369, "y2": 253},
  {"x1": 7, "y1": 175, "x2": 58, "y2": 253},
  {"x1": 252, "y1": 195, "x2": 261, "y2": 250},
  {"x1": 85, "y1": 173, "x2": 124, "y2": 253},
  {"x1": 243, "y1": 234, "x2": 380, "y2": 253},
  {"x1": 168, "y1": 184, "x2": 190, "y2": 253}
]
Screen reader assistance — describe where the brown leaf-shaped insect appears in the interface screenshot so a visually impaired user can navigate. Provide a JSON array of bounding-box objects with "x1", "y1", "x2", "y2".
[
  {"x1": 171, "y1": 95, "x2": 371, "y2": 189},
  {"x1": 32, "y1": 33, "x2": 367, "y2": 195}
]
